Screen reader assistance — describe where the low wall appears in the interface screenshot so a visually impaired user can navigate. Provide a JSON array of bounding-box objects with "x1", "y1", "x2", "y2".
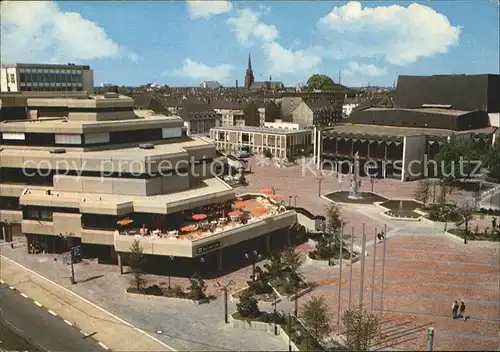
[
  {"x1": 124, "y1": 290, "x2": 197, "y2": 304},
  {"x1": 229, "y1": 286, "x2": 282, "y2": 305},
  {"x1": 444, "y1": 231, "x2": 500, "y2": 248}
]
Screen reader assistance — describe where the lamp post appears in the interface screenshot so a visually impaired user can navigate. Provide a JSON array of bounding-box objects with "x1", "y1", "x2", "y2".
[
  {"x1": 288, "y1": 195, "x2": 292, "y2": 207},
  {"x1": 244, "y1": 250, "x2": 261, "y2": 279},
  {"x1": 287, "y1": 312, "x2": 293, "y2": 352},
  {"x1": 316, "y1": 172, "x2": 323, "y2": 197},
  {"x1": 273, "y1": 299, "x2": 278, "y2": 335},
  {"x1": 215, "y1": 280, "x2": 235, "y2": 324},
  {"x1": 167, "y1": 255, "x2": 174, "y2": 290},
  {"x1": 293, "y1": 195, "x2": 299, "y2": 207},
  {"x1": 59, "y1": 233, "x2": 76, "y2": 285}
]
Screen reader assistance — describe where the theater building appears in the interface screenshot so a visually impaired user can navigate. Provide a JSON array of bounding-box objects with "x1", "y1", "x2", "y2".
[
  {"x1": 0, "y1": 90, "x2": 299, "y2": 276},
  {"x1": 313, "y1": 74, "x2": 499, "y2": 181}
]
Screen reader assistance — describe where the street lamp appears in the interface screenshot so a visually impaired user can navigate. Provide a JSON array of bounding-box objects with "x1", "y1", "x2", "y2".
[
  {"x1": 293, "y1": 195, "x2": 299, "y2": 207},
  {"x1": 316, "y1": 172, "x2": 323, "y2": 197},
  {"x1": 215, "y1": 280, "x2": 235, "y2": 324},
  {"x1": 287, "y1": 312, "x2": 293, "y2": 352},
  {"x1": 244, "y1": 250, "x2": 262, "y2": 279},
  {"x1": 167, "y1": 255, "x2": 174, "y2": 290},
  {"x1": 59, "y1": 233, "x2": 76, "y2": 285},
  {"x1": 288, "y1": 195, "x2": 292, "y2": 207}
]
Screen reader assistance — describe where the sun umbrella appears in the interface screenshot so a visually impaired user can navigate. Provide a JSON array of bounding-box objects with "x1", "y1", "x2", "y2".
[
  {"x1": 269, "y1": 195, "x2": 281, "y2": 200},
  {"x1": 180, "y1": 225, "x2": 197, "y2": 232},
  {"x1": 232, "y1": 202, "x2": 246, "y2": 210},
  {"x1": 228, "y1": 211, "x2": 243, "y2": 217},
  {"x1": 254, "y1": 205, "x2": 268, "y2": 214},
  {"x1": 192, "y1": 214, "x2": 207, "y2": 221},
  {"x1": 259, "y1": 189, "x2": 273, "y2": 195},
  {"x1": 117, "y1": 218, "x2": 134, "y2": 226}
]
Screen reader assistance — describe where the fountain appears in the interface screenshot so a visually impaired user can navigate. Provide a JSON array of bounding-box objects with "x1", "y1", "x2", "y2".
[
  {"x1": 324, "y1": 152, "x2": 387, "y2": 204},
  {"x1": 348, "y1": 152, "x2": 363, "y2": 200}
]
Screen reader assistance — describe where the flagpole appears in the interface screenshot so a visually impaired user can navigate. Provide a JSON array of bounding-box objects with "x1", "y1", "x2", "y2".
[
  {"x1": 370, "y1": 228, "x2": 378, "y2": 313},
  {"x1": 379, "y1": 224, "x2": 388, "y2": 316},
  {"x1": 336, "y1": 222, "x2": 344, "y2": 332},
  {"x1": 348, "y1": 227, "x2": 354, "y2": 310},
  {"x1": 359, "y1": 224, "x2": 366, "y2": 310}
]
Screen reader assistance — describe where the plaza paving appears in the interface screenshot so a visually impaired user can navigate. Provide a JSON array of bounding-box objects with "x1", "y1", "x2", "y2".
[{"x1": 1, "y1": 157, "x2": 498, "y2": 351}]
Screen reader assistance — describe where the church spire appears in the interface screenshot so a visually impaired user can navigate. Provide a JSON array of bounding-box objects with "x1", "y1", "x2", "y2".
[{"x1": 244, "y1": 53, "x2": 254, "y2": 89}]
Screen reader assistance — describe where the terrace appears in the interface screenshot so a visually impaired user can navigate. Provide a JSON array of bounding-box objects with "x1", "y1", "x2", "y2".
[{"x1": 113, "y1": 192, "x2": 296, "y2": 257}]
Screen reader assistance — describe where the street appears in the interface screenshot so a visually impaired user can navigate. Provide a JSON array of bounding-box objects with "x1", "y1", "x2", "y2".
[{"x1": 0, "y1": 283, "x2": 104, "y2": 352}]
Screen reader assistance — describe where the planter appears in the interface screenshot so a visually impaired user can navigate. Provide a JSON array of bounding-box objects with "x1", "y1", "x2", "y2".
[
  {"x1": 230, "y1": 286, "x2": 282, "y2": 305},
  {"x1": 288, "y1": 286, "x2": 313, "y2": 302},
  {"x1": 444, "y1": 231, "x2": 500, "y2": 248},
  {"x1": 125, "y1": 289, "x2": 198, "y2": 304},
  {"x1": 229, "y1": 313, "x2": 276, "y2": 333}
]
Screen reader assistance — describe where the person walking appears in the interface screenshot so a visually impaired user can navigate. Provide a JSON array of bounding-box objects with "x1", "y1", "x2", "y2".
[
  {"x1": 460, "y1": 301, "x2": 467, "y2": 321},
  {"x1": 452, "y1": 301, "x2": 459, "y2": 319}
]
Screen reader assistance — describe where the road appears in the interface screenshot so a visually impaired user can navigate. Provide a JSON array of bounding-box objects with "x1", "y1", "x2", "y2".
[{"x1": 0, "y1": 283, "x2": 104, "y2": 352}]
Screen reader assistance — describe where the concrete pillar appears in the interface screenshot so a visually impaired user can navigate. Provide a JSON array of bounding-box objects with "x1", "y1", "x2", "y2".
[
  {"x1": 1, "y1": 226, "x2": 5, "y2": 241},
  {"x1": 218, "y1": 248, "x2": 223, "y2": 272},
  {"x1": 316, "y1": 129, "x2": 322, "y2": 169},
  {"x1": 367, "y1": 142, "x2": 371, "y2": 158},
  {"x1": 313, "y1": 126, "x2": 317, "y2": 165},
  {"x1": 351, "y1": 139, "x2": 354, "y2": 155},
  {"x1": 335, "y1": 138, "x2": 338, "y2": 155},
  {"x1": 117, "y1": 253, "x2": 123, "y2": 274}
]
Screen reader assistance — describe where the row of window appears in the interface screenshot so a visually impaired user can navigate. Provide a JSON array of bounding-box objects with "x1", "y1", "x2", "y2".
[
  {"x1": 23, "y1": 206, "x2": 80, "y2": 221},
  {"x1": 20, "y1": 86, "x2": 84, "y2": 92},
  {"x1": 19, "y1": 68, "x2": 83, "y2": 74},
  {"x1": 1, "y1": 127, "x2": 184, "y2": 147},
  {"x1": 20, "y1": 73, "x2": 83, "y2": 84}
]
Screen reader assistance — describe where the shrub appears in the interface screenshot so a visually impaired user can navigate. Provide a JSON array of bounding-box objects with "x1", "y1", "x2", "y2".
[
  {"x1": 144, "y1": 284, "x2": 163, "y2": 296},
  {"x1": 236, "y1": 289, "x2": 260, "y2": 318}
]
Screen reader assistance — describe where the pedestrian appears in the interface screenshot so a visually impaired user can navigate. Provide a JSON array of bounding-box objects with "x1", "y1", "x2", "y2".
[
  {"x1": 460, "y1": 301, "x2": 467, "y2": 321},
  {"x1": 377, "y1": 232, "x2": 382, "y2": 241},
  {"x1": 452, "y1": 301, "x2": 459, "y2": 319}
]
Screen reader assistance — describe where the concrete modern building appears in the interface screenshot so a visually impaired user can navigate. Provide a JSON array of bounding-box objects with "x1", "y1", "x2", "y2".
[
  {"x1": 211, "y1": 100, "x2": 260, "y2": 127},
  {"x1": 280, "y1": 91, "x2": 345, "y2": 118},
  {"x1": 1, "y1": 63, "x2": 94, "y2": 94},
  {"x1": 0, "y1": 91, "x2": 305, "y2": 275},
  {"x1": 210, "y1": 126, "x2": 313, "y2": 160},
  {"x1": 313, "y1": 74, "x2": 499, "y2": 181}
]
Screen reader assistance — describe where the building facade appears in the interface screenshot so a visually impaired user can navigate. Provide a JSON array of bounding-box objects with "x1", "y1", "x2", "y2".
[
  {"x1": 210, "y1": 126, "x2": 312, "y2": 160},
  {"x1": 178, "y1": 102, "x2": 219, "y2": 135},
  {"x1": 292, "y1": 100, "x2": 342, "y2": 129},
  {"x1": 1, "y1": 63, "x2": 94, "y2": 94},
  {"x1": 0, "y1": 91, "x2": 299, "y2": 276}
]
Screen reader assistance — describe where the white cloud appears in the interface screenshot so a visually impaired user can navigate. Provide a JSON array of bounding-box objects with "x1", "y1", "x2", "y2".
[
  {"x1": 228, "y1": 8, "x2": 320, "y2": 76},
  {"x1": 263, "y1": 42, "x2": 321, "y2": 75},
  {"x1": 186, "y1": 0, "x2": 233, "y2": 19},
  {"x1": 257, "y1": 4, "x2": 272, "y2": 14},
  {"x1": 344, "y1": 62, "x2": 388, "y2": 77},
  {"x1": 227, "y1": 8, "x2": 279, "y2": 45},
  {"x1": 317, "y1": 1, "x2": 461, "y2": 65},
  {"x1": 169, "y1": 58, "x2": 233, "y2": 81},
  {"x1": 0, "y1": 1, "x2": 138, "y2": 64}
]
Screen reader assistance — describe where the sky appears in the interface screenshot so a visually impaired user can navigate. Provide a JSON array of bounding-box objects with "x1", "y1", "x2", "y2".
[{"x1": 1, "y1": 0, "x2": 499, "y2": 87}]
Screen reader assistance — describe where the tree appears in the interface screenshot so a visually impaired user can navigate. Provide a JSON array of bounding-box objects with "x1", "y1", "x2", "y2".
[
  {"x1": 324, "y1": 203, "x2": 344, "y2": 249},
  {"x1": 263, "y1": 251, "x2": 284, "y2": 279},
  {"x1": 459, "y1": 203, "x2": 475, "y2": 235},
  {"x1": 302, "y1": 296, "x2": 332, "y2": 342},
  {"x1": 263, "y1": 148, "x2": 273, "y2": 159},
  {"x1": 236, "y1": 289, "x2": 260, "y2": 318},
  {"x1": 281, "y1": 246, "x2": 304, "y2": 273},
  {"x1": 342, "y1": 308, "x2": 380, "y2": 351},
  {"x1": 128, "y1": 240, "x2": 146, "y2": 292},
  {"x1": 413, "y1": 180, "x2": 432, "y2": 208},
  {"x1": 188, "y1": 273, "x2": 207, "y2": 300},
  {"x1": 306, "y1": 74, "x2": 338, "y2": 91},
  {"x1": 485, "y1": 147, "x2": 500, "y2": 181}
]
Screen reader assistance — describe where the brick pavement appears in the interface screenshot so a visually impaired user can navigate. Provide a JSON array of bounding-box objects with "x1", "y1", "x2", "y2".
[{"x1": 297, "y1": 233, "x2": 500, "y2": 351}]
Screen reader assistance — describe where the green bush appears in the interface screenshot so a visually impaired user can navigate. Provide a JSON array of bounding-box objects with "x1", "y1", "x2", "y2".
[{"x1": 236, "y1": 289, "x2": 260, "y2": 318}]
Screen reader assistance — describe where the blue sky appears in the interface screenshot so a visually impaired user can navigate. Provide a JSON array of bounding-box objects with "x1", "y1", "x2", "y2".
[{"x1": 1, "y1": 1, "x2": 498, "y2": 87}]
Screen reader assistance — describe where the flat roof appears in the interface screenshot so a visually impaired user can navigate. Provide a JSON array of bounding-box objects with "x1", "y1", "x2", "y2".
[
  {"x1": 323, "y1": 124, "x2": 496, "y2": 138},
  {"x1": 21, "y1": 177, "x2": 235, "y2": 214},
  {"x1": 364, "y1": 107, "x2": 469, "y2": 116},
  {"x1": 1, "y1": 63, "x2": 91, "y2": 70},
  {"x1": 0, "y1": 135, "x2": 213, "y2": 158},
  {"x1": 212, "y1": 125, "x2": 311, "y2": 135}
]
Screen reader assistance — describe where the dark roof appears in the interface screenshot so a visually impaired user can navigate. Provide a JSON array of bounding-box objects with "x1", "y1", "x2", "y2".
[
  {"x1": 395, "y1": 74, "x2": 500, "y2": 113},
  {"x1": 125, "y1": 94, "x2": 153, "y2": 109},
  {"x1": 178, "y1": 102, "x2": 217, "y2": 121},
  {"x1": 350, "y1": 107, "x2": 489, "y2": 131},
  {"x1": 305, "y1": 99, "x2": 335, "y2": 111},
  {"x1": 210, "y1": 100, "x2": 246, "y2": 110},
  {"x1": 250, "y1": 81, "x2": 284, "y2": 90}
]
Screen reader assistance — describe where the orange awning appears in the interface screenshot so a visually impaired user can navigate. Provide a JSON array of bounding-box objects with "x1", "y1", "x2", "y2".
[
  {"x1": 117, "y1": 219, "x2": 134, "y2": 226},
  {"x1": 192, "y1": 214, "x2": 207, "y2": 221},
  {"x1": 269, "y1": 195, "x2": 281, "y2": 200},
  {"x1": 254, "y1": 206, "x2": 268, "y2": 213},
  {"x1": 228, "y1": 211, "x2": 243, "y2": 217},
  {"x1": 232, "y1": 203, "x2": 246, "y2": 210},
  {"x1": 259, "y1": 189, "x2": 273, "y2": 195},
  {"x1": 180, "y1": 225, "x2": 197, "y2": 232}
]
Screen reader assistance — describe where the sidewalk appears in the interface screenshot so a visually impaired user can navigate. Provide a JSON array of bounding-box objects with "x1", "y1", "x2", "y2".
[{"x1": 0, "y1": 255, "x2": 173, "y2": 352}]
